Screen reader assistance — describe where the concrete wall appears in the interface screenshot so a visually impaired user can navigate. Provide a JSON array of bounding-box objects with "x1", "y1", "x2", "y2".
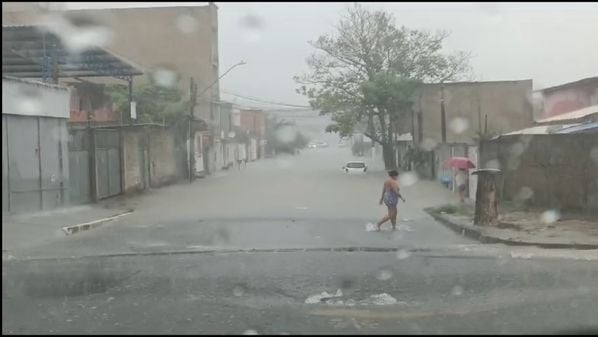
[
  {"x1": 149, "y1": 129, "x2": 177, "y2": 187},
  {"x1": 541, "y1": 80, "x2": 598, "y2": 118},
  {"x1": 406, "y1": 80, "x2": 534, "y2": 145},
  {"x1": 480, "y1": 134, "x2": 598, "y2": 212},
  {"x1": 123, "y1": 126, "x2": 178, "y2": 194},
  {"x1": 123, "y1": 129, "x2": 145, "y2": 194}
]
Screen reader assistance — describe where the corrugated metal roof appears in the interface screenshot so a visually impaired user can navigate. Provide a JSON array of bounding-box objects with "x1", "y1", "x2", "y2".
[
  {"x1": 554, "y1": 121, "x2": 598, "y2": 134},
  {"x1": 535, "y1": 105, "x2": 598, "y2": 124},
  {"x1": 2, "y1": 75, "x2": 68, "y2": 90},
  {"x1": 495, "y1": 123, "x2": 581, "y2": 138}
]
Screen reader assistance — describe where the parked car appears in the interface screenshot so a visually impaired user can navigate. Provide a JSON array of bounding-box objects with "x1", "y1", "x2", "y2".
[
  {"x1": 308, "y1": 141, "x2": 329, "y2": 148},
  {"x1": 342, "y1": 161, "x2": 367, "y2": 174}
]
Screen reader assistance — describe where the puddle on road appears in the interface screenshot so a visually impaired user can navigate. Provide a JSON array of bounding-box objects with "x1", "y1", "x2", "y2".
[{"x1": 4, "y1": 260, "x2": 138, "y2": 298}]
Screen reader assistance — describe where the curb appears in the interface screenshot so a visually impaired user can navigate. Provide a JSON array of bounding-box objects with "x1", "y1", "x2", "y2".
[
  {"x1": 61, "y1": 210, "x2": 134, "y2": 236},
  {"x1": 3, "y1": 246, "x2": 441, "y2": 262},
  {"x1": 425, "y1": 208, "x2": 598, "y2": 250}
]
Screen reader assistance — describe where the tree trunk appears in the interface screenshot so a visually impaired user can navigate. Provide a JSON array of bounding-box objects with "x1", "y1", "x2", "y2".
[
  {"x1": 473, "y1": 171, "x2": 500, "y2": 226},
  {"x1": 382, "y1": 143, "x2": 396, "y2": 170}
]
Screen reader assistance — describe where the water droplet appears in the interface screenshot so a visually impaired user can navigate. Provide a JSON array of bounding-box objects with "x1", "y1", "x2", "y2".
[
  {"x1": 396, "y1": 249, "x2": 410, "y2": 260},
  {"x1": 152, "y1": 68, "x2": 178, "y2": 88},
  {"x1": 485, "y1": 159, "x2": 501, "y2": 170},
  {"x1": 509, "y1": 142, "x2": 526, "y2": 157},
  {"x1": 590, "y1": 148, "x2": 598, "y2": 164},
  {"x1": 233, "y1": 286, "x2": 245, "y2": 297},
  {"x1": 376, "y1": 269, "x2": 393, "y2": 281},
  {"x1": 449, "y1": 117, "x2": 470, "y2": 134},
  {"x1": 506, "y1": 157, "x2": 520, "y2": 170},
  {"x1": 240, "y1": 13, "x2": 264, "y2": 29},
  {"x1": 176, "y1": 14, "x2": 199, "y2": 34},
  {"x1": 243, "y1": 329, "x2": 259, "y2": 335},
  {"x1": 515, "y1": 186, "x2": 534, "y2": 201},
  {"x1": 541, "y1": 210, "x2": 560, "y2": 224},
  {"x1": 451, "y1": 285, "x2": 464, "y2": 296},
  {"x1": 419, "y1": 138, "x2": 438, "y2": 151},
  {"x1": 40, "y1": 13, "x2": 113, "y2": 53},
  {"x1": 239, "y1": 13, "x2": 265, "y2": 44},
  {"x1": 398, "y1": 171, "x2": 419, "y2": 186},
  {"x1": 578, "y1": 285, "x2": 590, "y2": 295},
  {"x1": 274, "y1": 125, "x2": 297, "y2": 144}
]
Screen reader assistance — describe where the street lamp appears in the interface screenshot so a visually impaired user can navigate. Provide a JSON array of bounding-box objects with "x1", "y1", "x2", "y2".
[
  {"x1": 187, "y1": 61, "x2": 246, "y2": 181},
  {"x1": 196, "y1": 60, "x2": 246, "y2": 98}
]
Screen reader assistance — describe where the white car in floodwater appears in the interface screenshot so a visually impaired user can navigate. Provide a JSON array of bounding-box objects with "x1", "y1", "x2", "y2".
[{"x1": 342, "y1": 161, "x2": 367, "y2": 174}]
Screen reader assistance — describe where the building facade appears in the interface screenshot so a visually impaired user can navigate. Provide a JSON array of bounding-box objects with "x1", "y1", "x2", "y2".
[
  {"x1": 402, "y1": 79, "x2": 535, "y2": 145},
  {"x1": 2, "y1": 76, "x2": 71, "y2": 214},
  {"x1": 538, "y1": 77, "x2": 598, "y2": 119}
]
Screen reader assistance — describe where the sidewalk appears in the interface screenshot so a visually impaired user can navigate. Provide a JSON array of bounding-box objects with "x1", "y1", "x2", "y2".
[
  {"x1": 426, "y1": 204, "x2": 598, "y2": 249},
  {"x1": 2, "y1": 204, "x2": 132, "y2": 256}
]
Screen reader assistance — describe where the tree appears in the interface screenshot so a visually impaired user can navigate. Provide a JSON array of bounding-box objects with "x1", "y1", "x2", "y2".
[
  {"x1": 265, "y1": 115, "x2": 310, "y2": 155},
  {"x1": 295, "y1": 4, "x2": 470, "y2": 169},
  {"x1": 106, "y1": 80, "x2": 189, "y2": 129}
]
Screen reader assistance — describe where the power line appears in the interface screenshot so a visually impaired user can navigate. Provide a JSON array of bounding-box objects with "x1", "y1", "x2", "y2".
[{"x1": 220, "y1": 89, "x2": 311, "y2": 109}]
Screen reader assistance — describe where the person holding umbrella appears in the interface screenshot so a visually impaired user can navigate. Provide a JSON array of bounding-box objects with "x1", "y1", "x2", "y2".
[
  {"x1": 444, "y1": 157, "x2": 475, "y2": 203},
  {"x1": 455, "y1": 168, "x2": 468, "y2": 203}
]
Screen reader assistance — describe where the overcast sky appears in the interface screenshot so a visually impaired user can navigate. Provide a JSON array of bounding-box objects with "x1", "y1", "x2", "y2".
[{"x1": 64, "y1": 2, "x2": 598, "y2": 106}]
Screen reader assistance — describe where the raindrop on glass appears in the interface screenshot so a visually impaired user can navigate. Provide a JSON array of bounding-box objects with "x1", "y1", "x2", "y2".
[
  {"x1": 176, "y1": 14, "x2": 199, "y2": 34},
  {"x1": 541, "y1": 210, "x2": 560, "y2": 224},
  {"x1": 152, "y1": 68, "x2": 178, "y2": 88},
  {"x1": 376, "y1": 269, "x2": 393, "y2": 281},
  {"x1": 485, "y1": 159, "x2": 501, "y2": 170},
  {"x1": 233, "y1": 286, "x2": 245, "y2": 297},
  {"x1": 396, "y1": 249, "x2": 410, "y2": 260},
  {"x1": 515, "y1": 186, "x2": 534, "y2": 201},
  {"x1": 274, "y1": 125, "x2": 298, "y2": 144},
  {"x1": 239, "y1": 13, "x2": 265, "y2": 44},
  {"x1": 449, "y1": 117, "x2": 470, "y2": 134},
  {"x1": 40, "y1": 13, "x2": 113, "y2": 53},
  {"x1": 590, "y1": 148, "x2": 598, "y2": 164},
  {"x1": 451, "y1": 285, "x2": 464, "y2": 296},
  {"x1": 420, "y1": 138, "x2": 438, "y2": 151},
  {"x1": 509, "y1": 142, "x2": 526, "y2": 157},
  {"x1": 398, "y1": 171, "x2": 419, "y2": 186}
]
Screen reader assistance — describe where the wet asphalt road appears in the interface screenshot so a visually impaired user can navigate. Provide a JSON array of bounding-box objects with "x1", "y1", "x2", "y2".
[{"x1": 3, "y1": 145, "x2": 598, "y2": 334}]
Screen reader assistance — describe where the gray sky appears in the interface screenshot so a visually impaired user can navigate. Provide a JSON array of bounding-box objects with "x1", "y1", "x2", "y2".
[{"x1": 64, "y1": 2, "x2": 598, "y2": 106}]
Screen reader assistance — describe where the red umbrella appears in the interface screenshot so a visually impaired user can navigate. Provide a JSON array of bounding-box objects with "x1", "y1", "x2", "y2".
[{"x1": 444, "y1": 156, "x2": 475, "y2": 170}]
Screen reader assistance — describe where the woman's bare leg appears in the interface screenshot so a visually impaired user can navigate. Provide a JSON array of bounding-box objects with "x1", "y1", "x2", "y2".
[
  {"x1": 377, "y1": 213, "x2": 390, "y2": 231},
  {"x1": 389, "y1": 208, "x2": 398, "y2": 230}
]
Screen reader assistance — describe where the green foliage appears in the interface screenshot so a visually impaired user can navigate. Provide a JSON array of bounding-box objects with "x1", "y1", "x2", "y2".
[
  {"x1": 265, "y1": 117, "x2": 310, "y2": 155},
  {"x1": 105, "y1": 80, "x2": 189, "y2": 126}
]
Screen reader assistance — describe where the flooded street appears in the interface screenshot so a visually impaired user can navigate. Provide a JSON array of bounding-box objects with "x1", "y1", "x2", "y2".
[{"x1": 4, "y1": 145, "x2": 598, "y2": 334}]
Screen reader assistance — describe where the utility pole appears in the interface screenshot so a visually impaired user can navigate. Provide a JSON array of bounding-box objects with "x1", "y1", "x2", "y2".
[
  {"x1": 188, "y1": 77, "x2": 197, "y2": 182},
  {"x1": 440, "y1": 81, "x2": 447, "y2": 143}
]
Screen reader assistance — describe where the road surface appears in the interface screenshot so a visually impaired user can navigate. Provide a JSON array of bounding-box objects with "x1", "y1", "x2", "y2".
[{"x1": 3, "y1": 145, "x2": 598, "y2": 334}]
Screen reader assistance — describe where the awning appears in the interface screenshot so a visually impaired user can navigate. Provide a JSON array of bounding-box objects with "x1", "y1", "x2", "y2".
[{"x1": 2, "y1": 25, "x2": 143, "y2": 80}]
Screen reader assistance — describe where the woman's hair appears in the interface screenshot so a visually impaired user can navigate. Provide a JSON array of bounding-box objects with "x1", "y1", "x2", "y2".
[{"x1": 388, "y1": 170, "x2": 399, "y2": 177}]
